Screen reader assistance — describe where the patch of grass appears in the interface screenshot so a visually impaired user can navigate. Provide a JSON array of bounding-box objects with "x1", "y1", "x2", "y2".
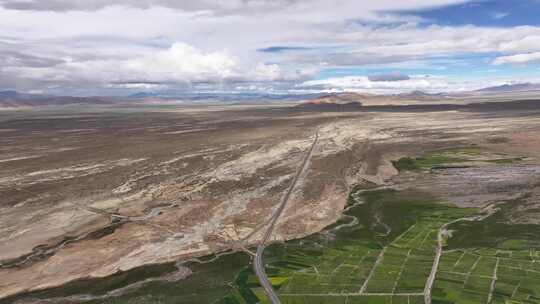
[
  {"x1": 446, "y1": 201, "x2": 540, "y2": 251},
  {"x1": 392, "y1": 147, "x2": 525, "y2": 173},
  {"x1": 268, "y1": 277, "x2": 289, "y2": 286},
  {"x1": 485, "y1": 158, "x2": 523, "y2": 164},
  {"x1": 486, "y1": 137, "x2": 510, "y2": 144},
  {"x1": 393, "y1": 154, "x2": 470, "y2": 172},
  {"x1": 392, "y1": 157, "x2": 419, "y2": 171}
]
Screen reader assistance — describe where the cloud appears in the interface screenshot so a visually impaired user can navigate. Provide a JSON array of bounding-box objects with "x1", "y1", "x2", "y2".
[
  {"x1": 106, "y1": 82, "x2": 167, "y2": 90},
  {"x1": 493, "y1": 52, "x2": 540, "y2": 65},
  {"x1": 491, "y1": 12, "x2": 509, "y2": 20},
  {"x1": 0, "y1": 0, "x2": 472, "y2": 13},
  {"x1": 368, "y1": 72, "x2": 410, "y2": 82},
  {"x1": 1, "y1": 0, "x2": 540, "y2": 95},
  {"x1": 257, "y1": 46, "x2": 311, "y2": 53},
  {"x1": 299, "y1": 74, "x2": 480, "y2": 94},
  {"x1": 0, "y1": 50, "x2": 64, "y2": 68},
  {"x1": 300, "y1": 73, "x2": 540, "y2": 94},
  {"x1": 4, "y1": 43, "x2": 245, "y2": 85},
  {"x1": 123, "y1": 43, "x2": 236, "y2": 82},
  {"x1": 0, "y1": 0, "x2": 305, "y2": 13},
  {"x1": 498, "y1": 35, "x2": 540, "y2": 53},
  {"x1": 264, "y1": 24, "x2": 540, "y2": 67},
  {"x1": 0, "y1": 41, "x2": 314, "y2": 94}
]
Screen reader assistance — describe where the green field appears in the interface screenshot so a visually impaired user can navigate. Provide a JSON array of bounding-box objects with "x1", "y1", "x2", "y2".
[
  {"x1": 392, "y1": 147, "x2": 525, "y2": 173},
  {"x1": 222, "y1": 189, "x2": 478, "y2": 304},
  {"x1": 222, "y1": 172, "x2": 540, "y2": 304},
  {"x1": 433, "y1": 200, "x2": 540, "y2": 304}
]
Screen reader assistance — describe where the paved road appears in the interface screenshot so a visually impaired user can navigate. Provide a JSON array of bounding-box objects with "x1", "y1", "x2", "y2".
[{"x1": 254, "y1": 131, "x2": 319, "y2": 304}]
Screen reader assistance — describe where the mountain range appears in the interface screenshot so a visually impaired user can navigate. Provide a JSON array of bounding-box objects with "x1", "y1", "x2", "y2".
[
  {"x1": 2, "y1": 83, "x2": 540, "y2": 108},
  {"x1": 475, "y1": 82, "x2": 540, "y2": 93}
]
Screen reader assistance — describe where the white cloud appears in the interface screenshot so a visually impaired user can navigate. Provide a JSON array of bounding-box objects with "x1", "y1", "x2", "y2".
[
  {"x1": 301, "y1": 74, "x2": 540, "y2": 94},
  {"x1": 253, "y1": 63, "x2": 282, "y2": 82},
  {"x1": 1, "y1": 0, "x2": 540, "y2": 94},
  {"x1": 300, "y1": 74, "x2": 483, "y2": 94},
  {"x1": 338, "y1": 25, "x2": 540, "y2": 58},
  {"x1": 106, "y1": 83, "x2": 166, "y2": 90},
  {"x1": 4, "y1": 43, "x2": 255, "y2": 84},
  {"x1": 498, "y1": 35, "x2": 540, "y2": 53},
  {"x1": 1, "y1": 42, "x2": 315, "y2": 94},
  {"x1": 491, "y1": 12, "x2": 509, "y2": 20},
  {"x1": 0, "y1": 0, "x2": 472, "y2": 14},
  {"x1": 493, "y1": 52, "x2": 540, "y2": 65},
  {"x1": 122, "y1": 43, "x2": 236, "y2": 82}
]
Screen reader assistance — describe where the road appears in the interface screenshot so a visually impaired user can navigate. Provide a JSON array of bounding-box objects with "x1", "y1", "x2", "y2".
[
  {"x1": 423, "y1": 223, "x2": 444, "y2": 304},
  {"x1": 424, "y1": 206, "x2": 496, "y2": 304},
  {"x1": 254, "y1": 131, "x2": 319, "y2": 304},
  {"x1": 487, "y1": 258, "x2": 500, "y2": 304},
  {"x1": 359, "y1": 247, "x2": 387, "y2": 294}
]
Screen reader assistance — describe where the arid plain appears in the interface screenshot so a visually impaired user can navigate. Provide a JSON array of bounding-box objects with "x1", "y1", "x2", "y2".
[{"x1": 1, "y1": 95, "x2": 540, "y2": 303}]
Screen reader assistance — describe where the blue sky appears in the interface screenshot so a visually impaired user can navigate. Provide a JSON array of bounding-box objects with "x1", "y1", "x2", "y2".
[
  {"x1": 301, "y1": 0, "x2": 540, "y2": 92},
  {"x1": 1, "y1": 0, "x2": 540, "y2": 95},
  {"x1": 401, "y1": 0, "x2": 540, "y2": 27}
]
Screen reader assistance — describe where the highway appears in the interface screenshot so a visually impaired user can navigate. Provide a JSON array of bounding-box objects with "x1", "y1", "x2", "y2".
[{"x1": 254, "y1": 131, "x2": 319, "y2": 304}]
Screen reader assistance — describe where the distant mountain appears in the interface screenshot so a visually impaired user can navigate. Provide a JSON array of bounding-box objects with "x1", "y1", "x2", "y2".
[
  {"x1": 396, "y1": 90, "x2": 447, "y2": 100},
  {"x1": 0, "y1": 90, "x2": 41, "y2": 100},
  {"x1": 297, "y1": 91, "x2": 449, "y2": 109},
  {"x1": 399, "y1": 90, "x2": 430, "y2": 97},
  {"x1": 0, "y1": 90, "x2": 118, "y2": 108},
  {"x1": 128, "y1": 92, "x2": 161, "y2": 99},
  {"x1": 476, "y1": 83, "x2": 540, "y2": 93},
  {"x1": 296, "y1": 100, "x2": 363, "y2": 110},
  {"x1": 0, "y1": 90, "x2": 23, "y2": 99},
  {"x1": 0, "y1": 90, "x2": 327, "y2": 108},
  {"x1": 297, "y1": 93, "x2": 374, "y2": 110},
  {"x1": 128, "y1": 91, "x2": 326, "y2": 102},
  {"x1": 305, "y1": 93, "x2": 367, "y2": 104}
]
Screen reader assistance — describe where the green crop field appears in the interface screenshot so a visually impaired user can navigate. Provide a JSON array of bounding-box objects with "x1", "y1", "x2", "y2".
[
  {"x1": 433, "y1": 199, "x2": 540, "y2": 304},
  {"x1": 221, "y1": 188, "x2": 480, "y2": 304},
  {"x1": 222, "y1": 175, "x2": 540, "y2": 304}
]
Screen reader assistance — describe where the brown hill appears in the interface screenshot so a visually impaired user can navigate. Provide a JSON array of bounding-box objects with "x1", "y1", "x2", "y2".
[{"x1": 298, "y1": 91, "x2": 449, "y2": 108}]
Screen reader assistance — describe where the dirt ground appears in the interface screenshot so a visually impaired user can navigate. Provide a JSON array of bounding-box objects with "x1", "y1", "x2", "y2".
[{"x1": 1, "y1": 99, "x2": 540, "y2": 300}]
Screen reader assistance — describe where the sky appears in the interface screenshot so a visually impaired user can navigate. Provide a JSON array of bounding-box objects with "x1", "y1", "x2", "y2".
[{"x1": 1, "y1": 0, "x2": 540, "y2": 96}]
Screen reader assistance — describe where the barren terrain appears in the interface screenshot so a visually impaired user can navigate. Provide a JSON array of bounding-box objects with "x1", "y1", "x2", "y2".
[{"x1": 1, "y1": 97, "x2": 540, "y2": 303}]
